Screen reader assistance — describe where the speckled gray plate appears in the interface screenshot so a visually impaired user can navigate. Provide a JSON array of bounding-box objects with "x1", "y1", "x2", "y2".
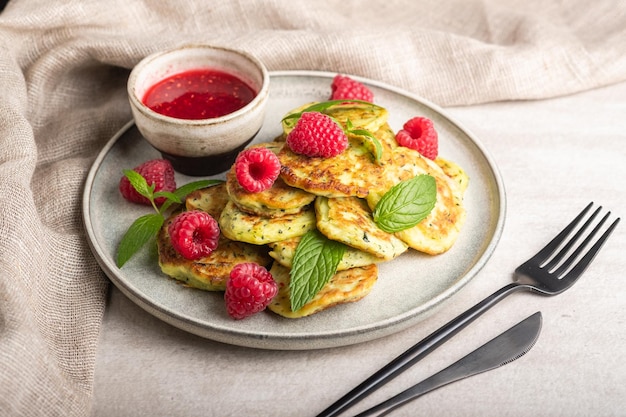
[{"x1": 83, "y1": 70, "x2": 505, "y2": 350}]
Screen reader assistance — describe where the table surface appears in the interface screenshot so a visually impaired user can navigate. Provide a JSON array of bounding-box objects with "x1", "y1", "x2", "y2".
[{"x1": 90, "y1": 80, "x2": 626, "y2": 417}]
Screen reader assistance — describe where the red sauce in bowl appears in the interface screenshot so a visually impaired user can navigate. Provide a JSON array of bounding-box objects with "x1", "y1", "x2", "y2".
[{"x1": 142, "y1": 69, "x2": 256, "y2": 120}]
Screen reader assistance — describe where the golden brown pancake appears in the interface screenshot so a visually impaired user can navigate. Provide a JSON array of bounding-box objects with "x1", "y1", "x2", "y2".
[
  {"x1": 278, "y1": 124, "x2": 397, "y2": 198},
  {"x1": 157, "y1": 99, "x2": 469, "y2": 319},
  {"x1": 315, "y1": 196, "x2": 408, "y2": 261},
  {"x1": 367, "y1": 147, "x2": 467, "y2": 255},
  {"x1": 267, "y1": 263, "x2": 378, "y2": 318},
  {"x1": 434, "y1": 156, "x2": 469, "y2": 195},
  {"x1": 225, "y1": 142, "x2": 316, "y2": 218},
  {"x1": 185, "y1": 183, "x2": 229, "y2": 218},
  {"x1": 267, "y1": 235, "x2": 381, "y2": 271},
  {"x1": 219, "y1": 200, "x2": 316, "y2": 245},
  {"x1": 157, "y1": 215, "x2": 272, "y2": 291}
]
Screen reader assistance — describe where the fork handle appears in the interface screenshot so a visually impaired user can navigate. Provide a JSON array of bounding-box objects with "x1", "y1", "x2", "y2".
[{"x1": 316, "y1": 282, "x2": 526, "y2": 417}]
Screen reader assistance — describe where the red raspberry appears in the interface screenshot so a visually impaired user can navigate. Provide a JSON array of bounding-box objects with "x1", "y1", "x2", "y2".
[
  {"x1": 119, "y1": 159, "x2": 176, "y2": 206},
  {"x1": 168, "y1": 210, "x2": 220, "y2": 260},
  {"x1": 396, "y1": 117, "x2": 438, "y2": 160},
  {"x1": 234, "y1": 147, "x2": 281, "y2": 193},
  {"x1": 286, "y1": 112, "x2": 348, "y2": 158},
  {"x1": 225, "y1": 263, "x2": 277, "y2": 319},
  {"x1": 330, "y1": 74, "x2": 374, "y2": 102}
]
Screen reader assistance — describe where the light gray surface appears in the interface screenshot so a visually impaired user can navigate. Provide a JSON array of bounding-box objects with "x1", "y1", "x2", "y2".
[
  {"x1": 91, "y1": 80, "x2": 626, "y2": 416},
  {"x1": 83, "y1": 71, "x2": 504, "y2": 350},
  {"x1": 3, "y1": 1, "x2": 626, "y2": 416}
]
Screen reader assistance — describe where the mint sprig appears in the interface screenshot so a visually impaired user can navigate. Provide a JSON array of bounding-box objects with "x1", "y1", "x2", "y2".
[
  {"x1": 289, "y1": 230, "x2": 346, "y2": 312},
  {"x1": 116, "y1": 171, "x2": 223, "y2": 267},
  {"x1": 373, "y1": 175, "x2": 437, "y2": 233}
]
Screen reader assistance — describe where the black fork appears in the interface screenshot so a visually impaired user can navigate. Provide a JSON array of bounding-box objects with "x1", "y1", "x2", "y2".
[{"x1": 316, "y1": 202, "x2": 620, "y2": 417}]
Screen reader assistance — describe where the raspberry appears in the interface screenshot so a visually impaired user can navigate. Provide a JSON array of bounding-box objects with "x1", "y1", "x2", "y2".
[
  {"x1": 234, "y1": 147, "x2": 281, "y2": 193},
  {"x1": 119, "y1": 159, "x2": 176, "y2": 206},
  {"x1": 286, "y1": 112, "x2": 348, "y2": 158},
  {"x1": 396, "y1": 117, "x2": 438, "y2": 160},
  {"x1": 168, "y1": 210, "x2": 220, "y2": 260},
  {"x1": 330, "y1": 74, "x2": 374, "y2": 102},
  {"x1": 225, "y1": 263, "x2": 277, "y2": 319}
]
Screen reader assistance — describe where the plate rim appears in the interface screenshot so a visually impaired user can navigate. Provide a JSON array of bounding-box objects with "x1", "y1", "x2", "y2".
[{"x1": 83, "y1": 70, "x2": 506, "y2": 350}]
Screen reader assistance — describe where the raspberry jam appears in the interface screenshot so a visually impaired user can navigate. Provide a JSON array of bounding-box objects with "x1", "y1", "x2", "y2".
[{"x1": 142, "y1": 69, "x2": 256, "y2": 120}]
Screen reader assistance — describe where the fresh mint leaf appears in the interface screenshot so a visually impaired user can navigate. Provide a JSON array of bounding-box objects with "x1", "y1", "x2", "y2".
[
  {"x1": 153, "y1": 191, "x2": 181, "y2": 204},
  {"x1": 123, "y1": 169, "x2": 153, "y2": 200},
  {"x1": 289, "y1": 230, "x2": 346, "y2": 312},
  {"x1": 172, "y1": 179, "x2": 223, "y2": 201},
  {"x1": 116, "y1": 213, "x2": 164, "y2": 267},
  {"x1": 373, "y1": 175, "x2": 437, "y2": 233}
]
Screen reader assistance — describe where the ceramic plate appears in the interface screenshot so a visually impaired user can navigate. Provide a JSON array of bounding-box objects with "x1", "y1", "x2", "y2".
[{"x1": 83, "y1": 70, "x2": 505, "y2": 350}]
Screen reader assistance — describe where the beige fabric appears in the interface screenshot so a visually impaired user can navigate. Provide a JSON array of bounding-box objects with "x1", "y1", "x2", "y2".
[{"x1": 0, "y1": 0, "x2": 625, "y2": 415}]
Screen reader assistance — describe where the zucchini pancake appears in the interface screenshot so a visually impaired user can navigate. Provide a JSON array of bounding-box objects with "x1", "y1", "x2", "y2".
[{"x1": 156, "y1": 98, "x2": 469, "y2": 319}]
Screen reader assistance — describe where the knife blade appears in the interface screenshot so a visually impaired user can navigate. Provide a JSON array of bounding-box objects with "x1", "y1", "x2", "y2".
[{"x1": 354, "y1": 311, "x2": 543, "y2": 417}]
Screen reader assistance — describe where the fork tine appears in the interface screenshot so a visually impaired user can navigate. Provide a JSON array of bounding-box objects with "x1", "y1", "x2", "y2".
[
  {"x1": 558, "y1": 215, "x2": 620, "y2": 281},
  {"x1": 551, "y1": 210, "x2": 610, "y2": 276},
  {"x1": 530, "y1": 202, "x2": 594, "y2": 266},
  {"x1": 543, "y1": 205, "x2": 602, "y2": 271}
]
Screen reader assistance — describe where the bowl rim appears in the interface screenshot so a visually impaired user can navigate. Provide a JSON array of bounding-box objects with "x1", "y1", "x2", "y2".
[{"x1": 127, "y1": 44, "x2": 270, "y2": 126}]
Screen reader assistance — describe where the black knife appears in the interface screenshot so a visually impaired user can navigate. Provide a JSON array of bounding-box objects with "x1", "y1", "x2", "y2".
[{"x1": 353, "y1": 311, "x2": 543, "y2": 416}]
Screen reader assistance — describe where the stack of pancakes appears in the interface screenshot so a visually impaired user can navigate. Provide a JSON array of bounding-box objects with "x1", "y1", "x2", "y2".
[{"x1": 157, "y1": 102, "x2": 468, "y2": 318}]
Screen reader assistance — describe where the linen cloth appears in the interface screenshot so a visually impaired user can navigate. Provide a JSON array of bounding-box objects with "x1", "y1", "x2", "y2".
[{"x1": 0, "y1": 0, "x2": 625, "y2": 416}]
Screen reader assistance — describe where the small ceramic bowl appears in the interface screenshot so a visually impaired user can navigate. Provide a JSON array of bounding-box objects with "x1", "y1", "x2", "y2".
[{"x1": 127, "y1": 44, "x2": 269, "y2": 176}]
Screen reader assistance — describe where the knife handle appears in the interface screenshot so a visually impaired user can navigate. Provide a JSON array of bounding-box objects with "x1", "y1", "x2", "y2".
[
  {"x1": 353, "y1": 363, "x2": 471, "y2": 417},
  {"x1": 315, "y1": 283, "x2": 525, "y2": 417}
]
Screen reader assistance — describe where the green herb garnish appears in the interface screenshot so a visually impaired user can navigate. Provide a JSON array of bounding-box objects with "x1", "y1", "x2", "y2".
[
  {"x1": 289, "y1": 230, "x2": 346, "y2": 312},
  {"x1": 116, "y1": 170, "x2": 222, "y2": 267},
  {"x1": 346, "y1": 119, "x2": 383, "y2": 163},
  {"x1": 373, "y1": 175, "x2": 437, "y2": 233}
]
